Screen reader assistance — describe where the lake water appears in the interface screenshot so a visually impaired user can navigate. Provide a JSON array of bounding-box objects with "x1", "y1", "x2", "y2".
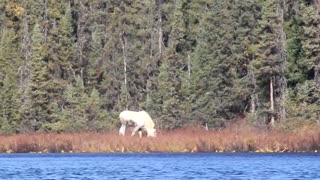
[{"x1": 0, "y1": 153, "x2": 319, "y2": 180}]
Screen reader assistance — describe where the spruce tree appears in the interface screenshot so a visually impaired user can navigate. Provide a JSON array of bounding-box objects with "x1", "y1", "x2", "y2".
[
  {"x1": 191, "y1": 0, "x2": 242, "y2": 127},
  {"x1": 58, "y1": 77, "x2": 88, "y2": 132},
  {"x1": 23, "y1": 0, "x2": 44, "y2": 27},
  {"x1": 100, "y1": 1, "x2": 156, "y2": 111},
  {"x1": 150, "y1": 0, "x2": 194, "y2": 129},
  {"x1": 44, "y1": 2, "x2": 76, "y2": 128},
  {"x1": 285, "y1": 0, "x2": 320, "y2": 121},
  {"x1": 0, "y1": 28, "x2": 21, "y2": 133},
  {"x1": 300, "y1": 0, "x2": 320, "y2": 87},
  {"x1": 21, "y1": 23, "x2": 49, "y2": 132},
  {"x1": 250, "y1": 0, "x2": 287, "y2": 125},
  {"x1": 97, "y1": 1, "x2": 126, "y2": 111}
]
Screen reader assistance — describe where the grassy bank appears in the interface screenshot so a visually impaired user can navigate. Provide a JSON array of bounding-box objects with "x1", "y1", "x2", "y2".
[{"x1": 0, "y1": 126, "x2": 319, "y2": 153}]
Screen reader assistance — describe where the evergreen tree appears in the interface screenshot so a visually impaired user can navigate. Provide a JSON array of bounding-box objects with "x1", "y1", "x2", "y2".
[
  {"x1": 0, "y1": 76, "x2": 20, "y2": 134},
  {"x1": 235, "y1": 0, "x2": 262, "y2": 121},
  {"x1": 250, "y1": 0, "x2": 287, "y2": 125},
  {"x1": 150, "y1": 0, "x2": 194, "y2": 129},
  {"x1": 0, "y1": 1, "x2": 5, "y2": 30},
  {"x1": 44, "y1": 2, "x2": 76, "y2": 128},
  {"x1": 122, "y1": 1, "x2": 158, "y2": 110},
  {"x1": 2, "y1": 0, "x2": 320, "y2": 133},
  {"x1": 21, "y1": 23, "x2": 49, "y2": 132},
  {"x1": 191, "y1": 0, "x2": 243, "y2": 127},
  {"x1": 87, "y1": 22, "x2": 104, "y2": 88},
  {"x1": 87, "y1": 87, "x2": 116, "y2": 131},
  {"x1": 23, "y1": 0, "x2": 44, "y2": 27},
  {"x1": 54, "y1": 77, "x2": 88, "y2": 132},
  {"x1": 285, "y1": 0, "x2": 320, "y2": 121},
  {"x1": 97, "y1": 1, "x2": 126, "y2": 112},
  {"x1": 300, "y1": 0, "x2": 320, "y2": 87},
  {"x1": 0, "y1": 28, "x2": 21, "y2": 133},
  {"x1": 285, "y1": 3, "x2": 306, "y2": 87},
  {"x1": 100, "y1": 1, "x2": 156, "y2": 112}
]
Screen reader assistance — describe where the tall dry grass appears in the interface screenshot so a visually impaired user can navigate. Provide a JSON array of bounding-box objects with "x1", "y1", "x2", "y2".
[{"x1": 0, "y1": 125, "x2": 319, "y2": 153}]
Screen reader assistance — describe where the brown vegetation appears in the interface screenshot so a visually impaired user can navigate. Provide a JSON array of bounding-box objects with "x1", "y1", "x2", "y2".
[{"x1": 0, "y1": 125, "x2": 320, "y2": 153}]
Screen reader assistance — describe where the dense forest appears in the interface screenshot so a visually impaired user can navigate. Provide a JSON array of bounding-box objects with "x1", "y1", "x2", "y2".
[{"x1": 0, "y1": 0, "x2": 319, "y2": 134}]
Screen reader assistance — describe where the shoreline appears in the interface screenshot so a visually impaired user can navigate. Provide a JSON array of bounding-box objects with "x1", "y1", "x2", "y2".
[{"x1": 1, "y1": 126, "x2": 319, "y2": 153}]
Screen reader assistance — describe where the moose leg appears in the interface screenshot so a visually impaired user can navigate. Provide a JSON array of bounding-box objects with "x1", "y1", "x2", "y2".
[
  {"x1": 138, "y1": 130, "x2": 142, "y2": 138},
  {"x1": 119, "y1": 124, "x2": 126, "y2": 136},
  {"x1": 131, "y1": 125, "x2": 143, "y2": 137}
]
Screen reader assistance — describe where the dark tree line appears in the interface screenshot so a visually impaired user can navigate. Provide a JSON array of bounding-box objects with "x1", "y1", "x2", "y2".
[{"x1": 0, "y1": 0, "x2": 319, "y2": 134}]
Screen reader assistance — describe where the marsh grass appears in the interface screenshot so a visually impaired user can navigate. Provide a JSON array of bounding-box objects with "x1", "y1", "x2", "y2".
[{"x1": 0, "y1": 125, "x2": 319, "y2": 153}]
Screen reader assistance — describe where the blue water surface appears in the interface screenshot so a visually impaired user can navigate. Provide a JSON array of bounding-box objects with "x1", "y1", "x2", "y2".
[{"x1": 0, "y1": 153, "x2": 319, "y2": 180}]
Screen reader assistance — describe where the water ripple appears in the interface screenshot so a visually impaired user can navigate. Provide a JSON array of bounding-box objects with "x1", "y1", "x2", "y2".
[{"x1": 0, "y1": 153, "x2": 319, "y2": 179}]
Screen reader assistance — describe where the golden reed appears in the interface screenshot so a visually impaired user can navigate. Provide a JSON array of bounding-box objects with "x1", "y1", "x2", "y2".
[{"x1": 0, "y1": 126, "x2": 319, "y2": 153}]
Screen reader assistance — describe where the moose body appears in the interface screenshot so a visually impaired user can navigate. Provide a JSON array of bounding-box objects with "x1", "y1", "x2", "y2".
[{"x1": 119, "y1": 110, "x2": 156, "y2": 138}]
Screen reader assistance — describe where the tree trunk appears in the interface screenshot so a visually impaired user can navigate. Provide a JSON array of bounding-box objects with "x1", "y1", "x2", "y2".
[
  {"x1": 120, "y1": 32, "x2": 128, "y2": 109},
  {"x1": 250, "y1": 95, "x2": 256, "y2": 113},
  {"x1": 249, "y1": 65, "x2": 258, "y2": 114},
  {"x1": 158, "y1": 0, "x2": 163, "y2": 57},
  {"x1": 20, "y1": 12, "x2": 30, "y2": 90},
  {"x1": 269, "y1": 77, "x2": 275, "y2": 127},
  {"x1": 276, "y1": 0, "x2": 287, "y2": 121},
  {"x1": 188, "y1": 54, "x2": 191, "y2": 82},
  {"x1": 76, "y1": 1, "x2": 85, "y2": 79}
]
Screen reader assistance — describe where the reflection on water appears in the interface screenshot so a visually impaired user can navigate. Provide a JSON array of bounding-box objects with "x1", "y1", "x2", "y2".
[{"x1": 0, "y1": 153, "x2": 319, "y2": 180}]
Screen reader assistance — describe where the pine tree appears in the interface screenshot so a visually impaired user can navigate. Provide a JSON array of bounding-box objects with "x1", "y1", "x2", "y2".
[
  {"x1": 58, "y1": 77, "x2": 113, "y2": 132},
  {"x1": 122, "y1": 1, "x2": 159, "y2": 110},
  {"x1": 0, "y1": 1, "x2": 5, "y2": 30},
  {"x1": 285, "y1": 0, "x2": 320, "y2": 121},
  {"x1": 23, "y1": 0, "x2": 44, "y2": 27},
  {"x1": 151, "y1": 57, "x2": 181, "y2": 129},
  {"x1": 97, "y1": 1, "x2": 126, "y2": 111},
  {"x1": 3, "y1": 0, "x2": 320, "y2": 133},
  {"x1": 285, "y1": 2, "x2": 306, "y2": 87},
  {"x1": 251, "y1": 0, "x2": 287, "y2": 126},
  {"x1": 300, "y1": 0, "x2": 320, "y2": 87},
  {"x1": 0, "y1": 28, "x2": 21, "y2": 133},
  {"x1": 100, "y1": 1, "x2": 157, "y2": 112},
  {"x1": 235, "y1": 0, "x2": 262, "y2": 120},
  {"x1": 21, "y1": 23, "x2": 49, "y2": 132},
  {"x1": 150, "y1": 0, "x2": 195, "y2": 129},
  {"x1": 0, "y1": 76, "x2": 20, "y2": 134},
  {"x1": 191, "y1": 0, "x2": 244, "y2": 127},
  {"x1": 87, "y1": 22, "x2": 104, "y2": 88},
  {"x1": 44, "y1": 2, "x2": 76, "y2": 128}
]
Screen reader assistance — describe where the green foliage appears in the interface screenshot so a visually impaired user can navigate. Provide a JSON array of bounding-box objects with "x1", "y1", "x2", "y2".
[
  {"x1": 286, "y1": 80, "x2": 320, "y2": 121},
  {"x1": 285, "y1": 17, "x2": 306, "y2": 87},
  {"x1": 1, "y1": 0, "x2": 320, "y2": 133},
  {"x1": 151, "y1": 56, "x2": 185, "y2": 129},
  {"x1": 0, "y1": 28, "x2": 22, "y2": 134},
  {"x1": 0, "y1": 28, "x2": 21, "y2": 81},
  {"x1": 275, "y1": 117, "x2": 318, "y2": 132},
  {"x1": 300, "y1": 2, "x2": 320, "y2": 67},
  {"x1": 283, "y1": 0, "x2": 320, "y2": 122},
  {"x1": 191, "y1": 0, "x2": 253, "y2": 127},
  {"x1": 59, "y1": 77, "x2": 88, "y2": 132},
  {"x1": 0, "y1": 76, "x2": 20, "y2": 134},
  {"x1": 250, "y1": 0, "x2": 287, "y2": 121},
  {"x1": 22, "y1": 23, "x2": 49, "y2": 132},
  {"x1": 251, "y1": 0, "x2": 285, "y2": 78},
  {"x1": 24, "y1": 0, "x2": 44, "y2": 27}
]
